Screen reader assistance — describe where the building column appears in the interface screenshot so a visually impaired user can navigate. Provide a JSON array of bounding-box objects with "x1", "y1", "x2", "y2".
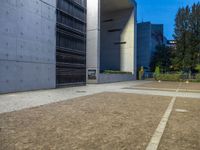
[{"x1": 86, "y1": 0, "x2": 100, "y2": 83}]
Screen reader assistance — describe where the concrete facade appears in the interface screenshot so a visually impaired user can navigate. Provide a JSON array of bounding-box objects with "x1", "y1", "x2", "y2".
[
  {"x1": 0, "y1": 0, "x2": 137, "y2": 93},
  {"x1": 87, "y1": 0, "x2": 137, "y2": 83},
  {"x1": 137, "y1": 22, "x2": 164, "y2": 71},
  {"x1": 0, "y1": 0, "x2": 56, "y2": 93},
  {"x1": 86, "y1": 0, "x2": 101, "y2": 83},
  {"x1": 98, "y1": 74, "x2": 135, "y2": 83}
]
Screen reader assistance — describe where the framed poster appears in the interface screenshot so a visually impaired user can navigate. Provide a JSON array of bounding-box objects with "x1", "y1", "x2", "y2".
[{"x1": 88, "y1": 70, "x2": 96, "y2": 80}]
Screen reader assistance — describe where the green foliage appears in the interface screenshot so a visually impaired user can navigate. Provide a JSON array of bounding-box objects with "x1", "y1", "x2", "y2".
[
  {"x1": 173, "y1": 2, "x2": 200, "y2": 72},
  {"x1": 195, "y1": 74, "x2": 200, "y2": 82},
  {"x1": 195, "y1": 64, "x2": 200, "y2": 73},
  {"x1": 138, "y1": 66, "x2": 144, "y2": 80},
  {"x1": 154, "y1": 66, "x2": 160, "y2": 75},
  {"x1": 155, "y1": 74, "x2": 182, "y2": 81},
  {"x1": 103, "y1": 70, "x2": 132, "y2": 75},
  {"x1": 150, "y1": 45, "x2": 173, "y2": 72},
  {"x1": 154, "y1": 66, "x2": 160, "y2": 80}
]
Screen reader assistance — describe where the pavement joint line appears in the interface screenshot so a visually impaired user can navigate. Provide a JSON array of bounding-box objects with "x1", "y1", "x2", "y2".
[
  {"x1": 145, "y1": 83, "x2": 182, "y2": 150},
  {"x1": 114, "y1": 88, "x2": 200, "y2": 99},
  {"x1": 125, "y1": 82, "x2": 200, "y2": 93},
  {"x1": 146, "y1": 97, "x2": 176, "y2": 150}
]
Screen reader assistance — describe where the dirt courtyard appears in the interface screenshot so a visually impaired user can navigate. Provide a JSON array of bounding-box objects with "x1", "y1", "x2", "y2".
[
  {"x1": 0, "y1": 92, "x2": 171, "y2": 150},
  {"x1": 159, "y1": 98, "x2": 200, "y2": 150}
]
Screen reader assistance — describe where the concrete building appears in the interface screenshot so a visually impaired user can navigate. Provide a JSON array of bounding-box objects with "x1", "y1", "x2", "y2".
[
  {"x1": 0, "y1": 0, "x2": 137, "y2": 93},
  {"x1": 0, "y1": 0, "x2": 57, "y2": 93},
  {"x1": 137, "y1": 22, "x2": 164, "y2": 72},
  {"x1": 56, "y1": 0, "x2": 87, "y2": 86},
  {"x1": 87, "y1": 0, "x2": 137, "y2": 83}
]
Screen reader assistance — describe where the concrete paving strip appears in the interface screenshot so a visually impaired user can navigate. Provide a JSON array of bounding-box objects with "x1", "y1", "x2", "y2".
[
  {"x1": 115, "y1": 88, "x2": 200, "y2": 99},
  {"x1": 124, "y1": 87, "x2": 200, "y2": 93},
  {"x1": 175, "y1": 109, "x2": 189, "y2": 113},
  {"x1": 145, "y1": 97, "x2": 176, "y2": 150},
  {"x1": 124, "y1": 87, "x2": 177, "y2": 91},
  {"x1": 0, "y1": 81, "x2": 150, "y2": 114},
  {"x1": 145, "y1": 82, "x2": 182, "y2": 150},
  {"x1": 1, "y1": 81, "x2": 200, "y2": 114}
]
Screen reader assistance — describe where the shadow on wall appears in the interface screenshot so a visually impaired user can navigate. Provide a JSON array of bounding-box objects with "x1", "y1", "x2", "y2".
[{"x1": 100, "y1": 7, "x2": 134, "y2": 73}]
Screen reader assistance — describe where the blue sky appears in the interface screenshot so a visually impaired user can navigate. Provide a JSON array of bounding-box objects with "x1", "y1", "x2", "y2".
[{"x1": 136, "y1": 0, "x2": 200, "y2": 39}]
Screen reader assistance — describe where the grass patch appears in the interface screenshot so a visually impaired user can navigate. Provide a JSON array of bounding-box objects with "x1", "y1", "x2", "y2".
[
  {"x1": 103, "y1": 70, "x2": 132, "y2": 75},
  {"x1": 154, "y1": 73, "x2": 181, "y2": 81}
]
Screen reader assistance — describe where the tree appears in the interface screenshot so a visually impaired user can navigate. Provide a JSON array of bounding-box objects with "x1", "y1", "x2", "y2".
[
  {"x1": 190, "y1": 3, "x2": 200, "y2": 68},
  {"x1": 138, "y1": 66, "x2": 144, "y2": 80},
  {"x1": 173, "y1": 6, "x2": 192, "y2": 72},
  {"x1": 172, "y1": 3, "x2": 200, "y2": 72},
  {"x1": 154, "y1": 66, "x2": 160, "y2": 80},
  {"x1": 195, "y1": 64, "x2": 200, "y2": 73},
  {"x1": 150, "y1": 45, "x2": 173, "y2": 72}
]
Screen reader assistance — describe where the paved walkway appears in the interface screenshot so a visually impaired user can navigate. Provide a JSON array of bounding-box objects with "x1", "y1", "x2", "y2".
[
  {"x1": 0, "y1": 81, "x2": 200, "y2": 114},
  {"x1": 0, "y1": 81, "x2": 147, "y2": 113}
]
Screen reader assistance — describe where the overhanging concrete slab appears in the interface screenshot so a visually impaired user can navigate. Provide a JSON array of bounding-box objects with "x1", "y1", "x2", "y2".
[{"x1": 101, "y1": 0, "x2": 136, "y2": 14}]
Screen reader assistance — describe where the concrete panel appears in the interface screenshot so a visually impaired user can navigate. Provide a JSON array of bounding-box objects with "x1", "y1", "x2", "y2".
[
  {"x1": 0, "y1": 18, "x2": 18, "y2": 38},
  {"x1": 1, "y1": 0, "x2": 17, "y2": 7},
  {"x1": 17, "y1": 0, "x2": 42, "y2": 16},
  {"x1": 0, "y1": 60, "x2": 18, "y2": 93},
  {"x1": 0, "y1": 4, "x2": 17, "y2": 23},
  {"x1": 87, "y1": 0, "x2": 100, "y2": 83},
  {"x1": 86, "y1": 29, "x2": 100, "y2": 83},
  {"x1": 0, "y1": 60, "x2": 55, "y2": 94},
  {"x1": 100, "y1": 9, "x2": 136, "y2": 74},
  {"x1": 98, "y1": 73, "x2": 135, "y2": 83},
  {"x1": 0, "y1": 0, "x2": 56, "y2": 93},
  {"x1": 41, "y1": 19, "x2": 56, "y2": 38},
  {"x1": 17, "y1": 11, "x2": 41, "y2": 41},
  {"x1": 41, "y1": 1, "x2": 56, "y2": 22},
  {"x1": 42, "y1": 0, "x2": 57, "y2": 7},
  {"x1": 87, "y1": 30, "x2": 100, "y2": 69},
  {"x1": 120, "y1": 9, "x2": 135, "y2": 73},
  {"x1": 15, "y1": 62, "x2": 55, "y2": 92},
  {"x1": 16, "y1": 39, "x2": 51, "y2": 63},
  {"x1": 0, "y1": 35, "x2": 17, "y2": 61},
  {"x1": 87, "y1": 0, "x2": 100, "y2": 31}
]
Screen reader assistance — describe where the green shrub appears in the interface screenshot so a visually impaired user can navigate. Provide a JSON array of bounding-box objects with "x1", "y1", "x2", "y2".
[
  {"x1": 195, "y1": 74, "x2": 200, "y2": 82},
  {"x1": 154, "y1": 66, "x2": 160, "y2": 75},
  {"x1": 195, "y1": 64, "x2": 200, "y2": 73},
  {"x1": 138, "y1": 66, "x2": 144, "y2": 80},
  {"x1": 155, "y1": 73, "x2": 181, "y2": 81},
  {"x1": 154, "y1": 66, "x2": 160, "y2": 80},
  {"x1": 103, "y1": 70, "x2": 132, "y2": 75}
]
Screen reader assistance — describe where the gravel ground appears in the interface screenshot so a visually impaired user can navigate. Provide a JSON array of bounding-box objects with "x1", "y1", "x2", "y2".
[
  {"x1": 159, "y1": 98, "x2": 200, "y2": 150},
  {"x1": 0, "y1": 92, "x2": 171, "y2": 150},
  {"x1": 0, "y1": 81, "x2": 149, "y2": 114},
  {"x1": 179, "y1": 82, "x2": 200, "y2": 91}
]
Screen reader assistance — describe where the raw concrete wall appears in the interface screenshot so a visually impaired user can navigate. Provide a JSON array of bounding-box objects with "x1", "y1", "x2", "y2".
[
  {"x1": 86, "y1": 0, "x2": 100, "y2": 83},
  {"x1": 87, "y1": 0, "x2": 137, "y2": 83},
  {"x1": 100, "y1": 8, "x2": 136, "y2": 74},
  {"x1": 98, "y1": 74, "x2": 135, "y2": 83},
  {"x1": 0, "y1": 0, "x2": 56, "y2": 93}
]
